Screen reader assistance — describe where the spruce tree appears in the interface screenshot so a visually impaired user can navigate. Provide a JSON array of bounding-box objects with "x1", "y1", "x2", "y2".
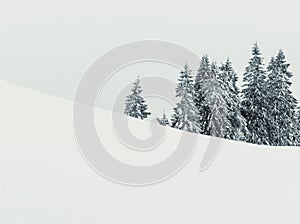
[
  {"x1": 219, "y1": 59, "x2": 248, "y2": 141},
  {"x1": 241, "y1": 43, "x2": 269, "y2": 145},
  {"x1": 157, "y1": 111, "x2": 170, "y2": 126},
  {"x1": 266, "y1": 50, "x2": 298, "y2": 146},
  {"x1": 295, "y1": 110, "x2": 300, "y2": 146},
  {"x1": 171, "y1": 107, "x2": 180, "y2": 128},
  {"x1": 202, "y1": 62, "x2": 230, "y2": 137},
  {"x1": 124, "y1": 77, "x2": 151, "y2": 119},
  {"x1": 194, "y1": 55, "x2": 212, "y2": 133},
  {"x1": 171, "y1": 64, "x2": 200, "y2": 133}
]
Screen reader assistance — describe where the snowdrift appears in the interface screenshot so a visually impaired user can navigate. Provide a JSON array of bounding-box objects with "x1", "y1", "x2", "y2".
[{"x1": 1, "y1": 80, "x2": 300, "y2": 224}]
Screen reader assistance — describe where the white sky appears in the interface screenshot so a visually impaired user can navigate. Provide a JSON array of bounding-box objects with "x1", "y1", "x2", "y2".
[{"x1": 1, "y1": 0, "x2": 300, "y2": 116}]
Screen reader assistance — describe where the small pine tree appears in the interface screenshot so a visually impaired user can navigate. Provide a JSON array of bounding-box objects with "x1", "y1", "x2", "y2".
[
  {"x1": 157, "y1": 111, "x2": 170, "y2": 126},
  {"x1": 266, "y1": 50, "x2": 298, "y2": 146},
  {"x1": 219, "y1": 59, "x2": 248, "y2": 141},
  {"x1": 194, "y1": 55, "x2": 212, "y2": 133},
  {"x1": 171, "y1": 64, "x2": 201, "y2": 133},
  {"x1": 241, "y1": 43, "x2": 269, "y2": 145},
  {"x1": 202, "y1": 62, "x2": 230, "y2": 137},
  {"x1": 124, "y1": 77, "x2": 151, "y2": 119}
]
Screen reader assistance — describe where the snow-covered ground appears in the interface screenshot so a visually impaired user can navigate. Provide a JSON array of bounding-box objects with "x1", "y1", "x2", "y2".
[{"x1": 1, "y1": 80, "x2": 300, "y2": 224}]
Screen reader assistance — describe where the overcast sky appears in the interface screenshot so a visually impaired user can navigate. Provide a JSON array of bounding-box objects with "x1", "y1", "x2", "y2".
[{"x1": 1, "y1": 0, "x2": 300, "y2": 117}]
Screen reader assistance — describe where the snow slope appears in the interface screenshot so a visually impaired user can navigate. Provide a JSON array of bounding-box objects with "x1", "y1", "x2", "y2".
[{"x1": 1, "y1": 80, "x2": 300, "y2": 224}]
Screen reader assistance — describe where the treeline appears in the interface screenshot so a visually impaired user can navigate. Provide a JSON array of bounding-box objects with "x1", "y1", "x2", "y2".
[{"x1": 124, "y1": 43, "x2": 300, "y2": 146}]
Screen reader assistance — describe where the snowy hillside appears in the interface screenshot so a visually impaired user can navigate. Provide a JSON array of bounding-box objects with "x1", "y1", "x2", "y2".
[{"x1": 1, "y1": 80, "x2": 300, "y2": 224}]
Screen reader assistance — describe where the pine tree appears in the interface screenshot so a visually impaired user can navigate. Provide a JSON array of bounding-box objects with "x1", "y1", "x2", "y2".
[
  {"x1": 266, "y1": 50, "x2": 298, "y2": 146},
  {"x1": 194, "y1": 55, "x2": 212, "y2": 133},
  {"x1": 295, "y1": 110, "x2": 300, "y2": 146},
  {"x1": 293, "y1": 113, "x2": 299, "y2": 146},
  {"x1": 219, "y1": 59, "x2": 248, "y2": 141},
  {"x1": 171, "y1": 64, "x2": 201, "y2": 133},
  {"x1": 124, "y1": 77, "x2": 151, "y2": 119},
  {"x1": 241, "y1": 43, "x2": 269, "y2": 145},
  {"x1": 157, "y1": 111, "x2": 169, "y2": 126},
  {"x1": 171, "y1": 107, "x2": 180, "y2": 128},
  {"x1": 202, "y1": 62, "x2": 230, "y2": 137}
]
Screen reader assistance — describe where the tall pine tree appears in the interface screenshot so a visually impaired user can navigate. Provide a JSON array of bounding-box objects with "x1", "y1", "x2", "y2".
[
  {"x1": 124, "y1": 77, "x2": 151, "y2": 119},
  {"x1": 202, "y1": 62, "x2": 230, "y2": 137},
  {"x1": 241, "y1": 43, "x2": 269, "y2": 145},
  {"x1": 219, "y1": 59, "x2": 248, "y2": 141},
  {"x1": 266, "y1": 50, "x2": 298, "y2": 146},
  {"x1": 194, "y1": 55, "x2": 212, "y2": 133},
  {"x1": 171, "y1": 64, "x2": 200, "y2": 133},
  {"x1": 295, "y1": 109, "x2": 300, "y2": 146}
]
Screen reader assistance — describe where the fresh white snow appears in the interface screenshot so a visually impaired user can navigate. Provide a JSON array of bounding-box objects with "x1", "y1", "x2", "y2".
[{"x1": 1, "y1": 80, "x2": 300, "y2": 224}]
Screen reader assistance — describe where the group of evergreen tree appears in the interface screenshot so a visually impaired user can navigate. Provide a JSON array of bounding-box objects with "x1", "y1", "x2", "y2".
[{"x1": 124, "y1": 43, "x2": 300, "y2": 146}]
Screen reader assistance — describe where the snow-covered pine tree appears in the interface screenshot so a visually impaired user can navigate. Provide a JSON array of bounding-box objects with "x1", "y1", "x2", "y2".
[
  {"x1": 194, "y1": 55, "x2": 212, "y2": 133},
  {"x1": 219, "y1": 59, "x2": 248, "y2": 141},
  {"x1": 241, "y1": 43, "x2": 269, "y2": 145},
  {"x1": 157, "y1": 111, "x2": 169, "y2": 126},
  {"x1": 291, "y1": 109, "x2": 300, "y2": 146},
  {"x1": 171, "y1": 64, "x2": 200, "y2": 133},
  {"x1": 266, "y1": 50, "x2": 298, "y2": 146},
  {"x1": 170, "y1": 107, "x2": 180, "y2": 128},
  {"x1": 202, "y1": 62, "x2": 230, "y2": 137},
  {"x1": 295, "y1": 109, "x2": 300, "y2": 146},
  {"x1": 124, "y1": 77, "x2": 151, "y2": 120}
]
